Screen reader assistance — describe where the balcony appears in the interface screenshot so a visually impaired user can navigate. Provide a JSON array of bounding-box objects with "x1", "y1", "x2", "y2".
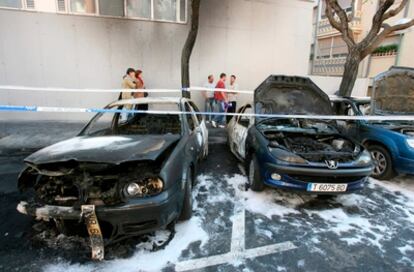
[
  {"x1": 311, "y1": 57, "x2": 347, "y2": 76},
  {"x1": 317, "y1": 10, "x2": 362, "y2": 37}
]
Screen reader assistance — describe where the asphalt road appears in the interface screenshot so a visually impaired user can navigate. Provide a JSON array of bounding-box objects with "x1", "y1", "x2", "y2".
[{"x1": 0, "y1": 124, "x2": 413, "y2": 271}]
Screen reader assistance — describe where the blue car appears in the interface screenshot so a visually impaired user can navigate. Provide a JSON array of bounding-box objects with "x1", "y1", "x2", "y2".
[
  {"x1": 227, "y1": 75, "x2": 373, "y2": 194},
  {"x1": 330, "y1": 67, "x2": 414, "y2": 180}
]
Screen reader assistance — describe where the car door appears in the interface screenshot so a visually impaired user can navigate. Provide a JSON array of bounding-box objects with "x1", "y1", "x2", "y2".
[
  {"x1": 188, "y1": 101, "x2": 208, "y2": 157},
  {"x1": 233, "y1": 105, "x2": 253, "y2": 159},
  {"x1": 184, "y1": 102, "x2": 203, "y2": 158}
]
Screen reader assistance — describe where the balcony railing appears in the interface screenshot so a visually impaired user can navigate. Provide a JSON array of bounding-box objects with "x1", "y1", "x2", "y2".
[
  {"x1": 312, "y1": 57, "x2": 347, "y2": 76},
  {"x1": 317, "y1": 10, "x2": 362, "y2": 36}
]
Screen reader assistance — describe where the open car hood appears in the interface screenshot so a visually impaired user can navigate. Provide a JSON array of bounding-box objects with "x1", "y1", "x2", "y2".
[
  {"x1": 372, "y1": 66, "x2": 414, "y2": 115},
  {"x1": 25, "y1": 134, "x2": 180, "y2": 165},
  {"x1": 254, "y1": 75, "x2": 333, "y2": 121}
]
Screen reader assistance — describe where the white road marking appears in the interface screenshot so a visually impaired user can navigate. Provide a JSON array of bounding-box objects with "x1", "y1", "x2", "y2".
[
  {"x1": 175, "y1": 241, "x2": 296, "y2": 271},
  {"x1": 175, "y1": 180, "x2": 297, "y2": 271}
]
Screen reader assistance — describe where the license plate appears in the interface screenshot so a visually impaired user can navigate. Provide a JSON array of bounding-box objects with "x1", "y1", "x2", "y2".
[{"x1": 307, "y1": 183, "x2": 348, "y2": 192}]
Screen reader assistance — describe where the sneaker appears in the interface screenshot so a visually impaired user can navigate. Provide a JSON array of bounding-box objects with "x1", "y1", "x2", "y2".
[
  {"x1": 211, "y1": 121, "x2": 217, "y2": 128},
  {"x1": 218, "y1": 124, "x2": 226, "y2": 128}
]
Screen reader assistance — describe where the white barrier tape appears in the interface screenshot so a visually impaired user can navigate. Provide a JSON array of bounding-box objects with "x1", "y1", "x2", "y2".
[
  {"x1": 0, "y1": 85, "x2": 254, "y2": 94},
  {"x1": 0, "y1": 85, "x2": 181, "y2": 93},
  {"x1": 1, "y1": 105, "x2": 414, "y2": 121},
  {"x1": 189, "y1": 86, "x2": 254, "y2": 94}
]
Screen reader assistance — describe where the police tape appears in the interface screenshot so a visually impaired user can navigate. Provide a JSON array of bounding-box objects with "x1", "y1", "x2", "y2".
[
  {"x1": 1, "y1": 104, "x2": 414, "y2": 121},
  {"x1": 0, "y1": 85, "x2": 252, "y2": 94}
]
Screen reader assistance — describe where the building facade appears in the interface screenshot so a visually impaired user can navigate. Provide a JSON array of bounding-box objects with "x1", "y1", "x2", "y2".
[
  {"x1": 0, "y1": 0, "x2": 315, "y2": 120},
  {"x1": 310, "y1": 0, "x2": 414, "y2": 81}
]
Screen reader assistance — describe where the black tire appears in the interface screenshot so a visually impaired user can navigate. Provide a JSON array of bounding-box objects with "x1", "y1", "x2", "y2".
[
  {"x1": 247, "y1": 154, "x2": 265, "y2": 192},
  {"x1": 179, "y1": 169, "x2": 193, "y2": 220},
  {"x1": 368, "y1": 144, "x2": 396, "y2": 180}
]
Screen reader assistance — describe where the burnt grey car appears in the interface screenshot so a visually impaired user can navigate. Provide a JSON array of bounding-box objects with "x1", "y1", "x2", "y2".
[
  {"x1": 16, "y1": 97, "x2": 207, "y2": 260},
  {"x1": 228, "y1": 75, "x2": 373, "y2": 194}
]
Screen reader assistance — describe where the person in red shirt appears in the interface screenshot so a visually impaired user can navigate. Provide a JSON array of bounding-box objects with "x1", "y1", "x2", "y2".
[{"x1": 212, "y1": 73, "x2": 228, "y2": 128}]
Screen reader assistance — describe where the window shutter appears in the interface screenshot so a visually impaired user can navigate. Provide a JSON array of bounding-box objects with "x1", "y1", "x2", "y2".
[
  {"x1": 25, "y1": 0, "x2": 35, "y2": 9},
  {"x1": 57, "y1": 0, "x2": 67, "y2": 12}
]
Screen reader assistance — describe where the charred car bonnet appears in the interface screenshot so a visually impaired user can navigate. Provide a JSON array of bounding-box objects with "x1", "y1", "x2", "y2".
[
  {"x1": 229, "y1": 75, "x2": 373, "y2": 193},
  {"x1": 16, "y1": 97, "x2": 207, "y2": 260}
]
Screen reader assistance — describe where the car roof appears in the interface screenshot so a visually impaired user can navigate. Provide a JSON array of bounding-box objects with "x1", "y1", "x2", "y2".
[{"x1": 108, "y1": 97, "x2": 184, "y2": 107}]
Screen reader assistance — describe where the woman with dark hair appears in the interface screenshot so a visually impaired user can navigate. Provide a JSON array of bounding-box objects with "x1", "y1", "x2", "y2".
[
  {"x1": 134, "y1": 69, "x2": 149, "y2": 111},
  {"x1": 134, "y1": 69, "x2": 148, "y2": 98}
]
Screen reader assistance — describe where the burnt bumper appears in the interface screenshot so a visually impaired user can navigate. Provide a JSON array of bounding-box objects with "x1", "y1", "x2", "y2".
[{"x1": 17, "y1": 186, "x2": 182, "y2": 238}]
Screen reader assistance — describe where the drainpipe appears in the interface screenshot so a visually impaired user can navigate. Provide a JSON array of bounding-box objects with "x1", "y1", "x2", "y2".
[{"x1": 311, "y1": 0, "x2": 322, "y2": 75}]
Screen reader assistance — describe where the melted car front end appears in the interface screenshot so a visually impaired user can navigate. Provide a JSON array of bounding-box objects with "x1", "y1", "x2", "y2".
[
  {"x1": 245, "y1": 75, "x2": 373, "y2": 193},
  {"x1": 251, "y1": 119, "x2": 372, "y2": 193}
]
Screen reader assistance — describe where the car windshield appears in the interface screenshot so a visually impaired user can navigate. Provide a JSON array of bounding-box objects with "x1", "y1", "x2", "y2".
[
  {"x1": 257, "y1": 118, "x2": 338, "y2": 135},
  {"x1": 81, "y1": 102, "x2": 182, "y2": 136}
]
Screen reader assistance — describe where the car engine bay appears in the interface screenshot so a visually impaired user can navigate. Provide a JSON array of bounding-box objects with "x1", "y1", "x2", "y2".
[{"x1": 261, "y1": 119, "x2": 358, "y2": 162}]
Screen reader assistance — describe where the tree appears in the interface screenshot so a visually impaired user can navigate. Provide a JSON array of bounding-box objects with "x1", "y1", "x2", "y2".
[
  {"x1": 325, "y1": 0, "x2": 414, "y2": 96},
  {"x1": 181, "y1": 0, "x2": 201, "y2": 98}
]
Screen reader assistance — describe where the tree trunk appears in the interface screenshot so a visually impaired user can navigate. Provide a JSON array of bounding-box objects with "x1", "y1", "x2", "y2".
[
  {"x1": 338, "y1": 50, "x2": 361, "y2": 97},
  {"x1": 181, "y1": 0, "x2": 201, "y2": 98}
]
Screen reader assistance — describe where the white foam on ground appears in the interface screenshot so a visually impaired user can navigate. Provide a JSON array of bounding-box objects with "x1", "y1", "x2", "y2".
[
  {"x1": 226, "y1": 174, "x2": 302, "y2": 218},
  {"x1": 44, "y1": 217, "x2": 208, "y2": 272}
]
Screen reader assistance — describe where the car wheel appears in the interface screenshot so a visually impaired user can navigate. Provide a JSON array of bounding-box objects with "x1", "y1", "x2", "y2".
[
  {"x1": 248, "y1": 154, "x2": 264, "y2": 192},
  {"x1": 179, "y1": 169, "x2": 193, "y2": 221},
  {"x1": 368, "y1": 145, "x2": 396, "y2": 180}
]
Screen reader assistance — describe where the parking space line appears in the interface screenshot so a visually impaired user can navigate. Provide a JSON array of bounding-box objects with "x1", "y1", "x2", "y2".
[
  {"x1": 175, "y1": 181, "x2": 297, "y2": 271},
  {"x1": 175, "y1": 241, "x2": 297, "y2": 271}
]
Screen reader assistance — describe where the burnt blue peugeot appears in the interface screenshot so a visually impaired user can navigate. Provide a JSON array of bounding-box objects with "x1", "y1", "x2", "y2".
[{"x1": 228, "y1": 75, "x2": 373, "y2": 194}]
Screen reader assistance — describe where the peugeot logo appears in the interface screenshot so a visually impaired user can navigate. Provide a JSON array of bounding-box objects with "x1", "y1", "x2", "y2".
[{"x1": 325, "y1": 160, "x2": 338, "y2": 170}]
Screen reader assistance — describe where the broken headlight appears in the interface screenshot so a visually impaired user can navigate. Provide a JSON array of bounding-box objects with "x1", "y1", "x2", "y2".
[
  {"x1": 355, "y1": 150, "x2": 372, "y2": 166},
  {"x1": 269, "y1": 147, "x2": 307, "y2": 164},
  {"x1": 123, "y1": 177, "x2": 164, "y2": 198}
]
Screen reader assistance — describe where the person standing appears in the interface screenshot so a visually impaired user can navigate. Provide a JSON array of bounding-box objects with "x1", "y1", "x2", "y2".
[
  {"x1": 120, "y1": 68, "x2": 136, "y2": 100},
  {"x1": 120, "y1": 68, "x2": 136, "y2": 120},
  {"x1": 134, "y1": 69, "x2": 149, "y2": 111},
  {"x1": 203, "y1": 75, "x2": 215, "y2": 122},
  {"x1": 134, "y1": 69, "x2": 146, "y2": 98},
  {"x1": 212, "y1": 73, "x2": 228, "y2": 128},
  {"x1": 227, "y1": 75, "x2": 238, "y2": 123}
]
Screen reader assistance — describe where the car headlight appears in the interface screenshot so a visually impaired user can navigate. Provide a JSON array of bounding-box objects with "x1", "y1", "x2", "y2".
[
  {"x1": 407, "y1": 139, "x2": 414, "y2": 149},
  {"x1": 123, "y1": 177, "x2": 164, "y2": 198},
  {"x1": 355, "y1": 150, "x2": 372, "y2": 166},
  {"x1": 269, "y1": 147, "x2": 307, "y2": 164}
]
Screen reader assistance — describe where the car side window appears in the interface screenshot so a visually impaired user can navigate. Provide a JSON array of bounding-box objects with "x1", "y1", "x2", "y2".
[
  {"x1": 237, "y1": 106, "x2": 252, "y2": 128},
  {"x1": 184, "y1": 103, "x2": 198, "y2": 131},
  {"x1": 189, "y1": 101, "x2": 203, "y2": 123}
]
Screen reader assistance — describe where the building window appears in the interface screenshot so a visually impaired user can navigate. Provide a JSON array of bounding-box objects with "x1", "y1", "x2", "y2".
[
  {"x1": 0, "y1": 0, "x2": 187, "y2": 23},
  {"x1": 127, "y1": 0, "x2": 151, "y2": 19},
  {"x1": 0, "y1": 0, "x2": 22, "y2": 9},
  {"x1": 99, "y1": 0, "x2": 124, "y2": 17},
  {"x1": 154, "y1": 0, "x2": 176, "y2": 21},
  {"x1": 70, "y1": 0, "x2": 95, "y2": 14}
]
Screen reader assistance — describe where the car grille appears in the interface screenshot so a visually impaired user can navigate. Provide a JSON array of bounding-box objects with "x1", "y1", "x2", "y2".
[{"x1": 289, "y1": 175, "x2": 365, "y2": 184}]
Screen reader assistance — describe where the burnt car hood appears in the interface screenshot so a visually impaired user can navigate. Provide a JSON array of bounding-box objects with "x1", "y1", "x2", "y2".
[
  {"x1": 254, "y1": 75, "x2": 333, "y2": 120},
  {"x1": 372, "y1": 66, "x2": 414, "y2": 115},
  {"x1": 25, "y1": 134, "x2": 181, "y2": 165}
]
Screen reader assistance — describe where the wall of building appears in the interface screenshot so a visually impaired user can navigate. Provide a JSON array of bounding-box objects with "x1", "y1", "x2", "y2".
[{"x1": 0, "y1": 0, "x2": 316, "y2": 121}]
